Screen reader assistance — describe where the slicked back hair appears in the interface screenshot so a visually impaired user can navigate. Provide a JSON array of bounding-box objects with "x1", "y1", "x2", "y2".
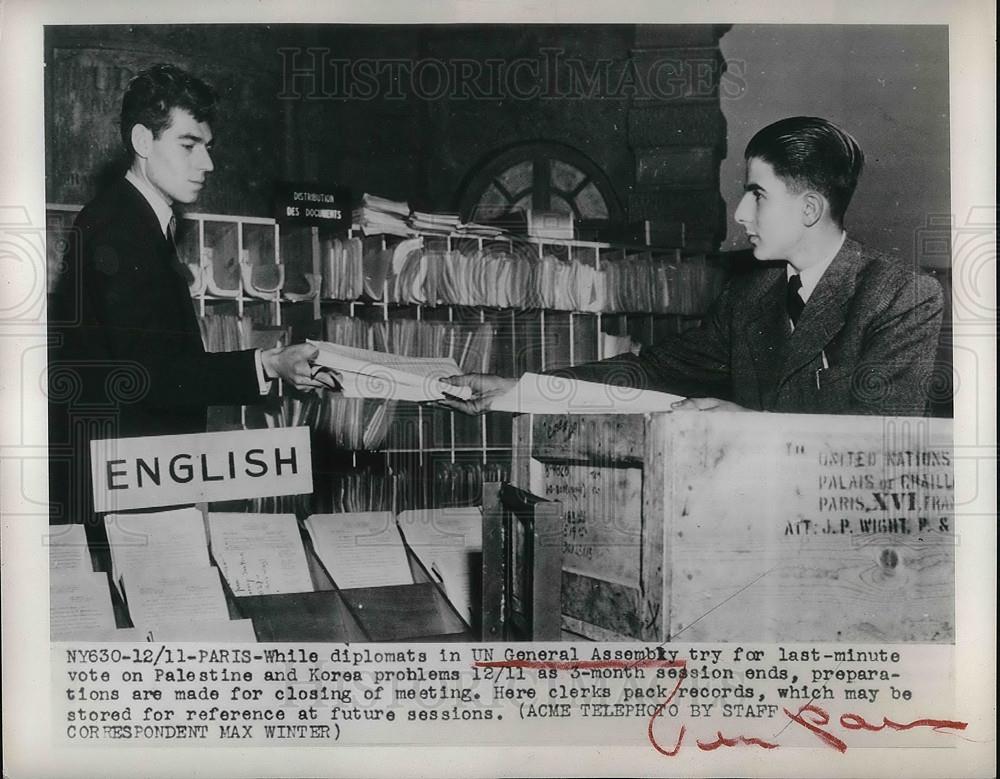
[{"x1": 745, "y1": 116, "x2": 865, "y2": 226}]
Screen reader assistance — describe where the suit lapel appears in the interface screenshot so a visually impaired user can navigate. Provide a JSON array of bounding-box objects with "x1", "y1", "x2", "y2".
[
  {"x1": 742, "y1": 267, "x2": 790, "y2": 407},
  {"x1": 779, "y1": 239, "x2": 866, "y2": 382},
  {"x1": 120, "y1": 180, "x2": 202, "y2": 341}
]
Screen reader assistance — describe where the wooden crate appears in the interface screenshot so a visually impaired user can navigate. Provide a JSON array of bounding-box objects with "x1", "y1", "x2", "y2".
[{"x1": 514, "y1": 412, "x2": 954, "y2": 642}]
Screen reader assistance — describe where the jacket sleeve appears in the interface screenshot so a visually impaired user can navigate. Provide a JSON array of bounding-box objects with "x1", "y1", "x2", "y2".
[
  {"x1": 849, "y1": 272, "x2": 944, "y2": 416},
  {"x1": 547, "y1": 282, "x2": 735, "y2": 400},
  {"x1": 78, "y1": 228, "x2": 263, "y2": 411}
]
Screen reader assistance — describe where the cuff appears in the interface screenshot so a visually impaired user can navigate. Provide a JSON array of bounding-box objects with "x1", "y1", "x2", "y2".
[{"x1": 254, "y1": 349, "x2": 273, "y2": 395}]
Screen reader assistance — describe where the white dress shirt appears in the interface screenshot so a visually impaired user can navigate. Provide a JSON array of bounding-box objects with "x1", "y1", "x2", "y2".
[{"x1": 787, "y1": 230, "x2": 847, "y2": 305}]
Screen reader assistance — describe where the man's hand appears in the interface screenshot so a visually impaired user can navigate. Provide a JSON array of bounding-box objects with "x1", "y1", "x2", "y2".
[
  {"x1": 261, "y1": 344, "x2": 339, "y2": 393},
  {"x1": 439, "y1": 373, "x2": 517, "y2": 415},
  {"x1": 671, "y1": 396, "x2": 752, "y2": 412}
]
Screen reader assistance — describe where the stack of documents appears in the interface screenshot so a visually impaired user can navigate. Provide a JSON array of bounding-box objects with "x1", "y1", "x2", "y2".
[
  {"x1": 410, "y1": 210, "x2": 462, "y2": 234},
  {"x1": 308, "y1": 339, "x2": 473, "y2": 402},
  {"x1": 353, "y1": 193, "x2": 412, "y2": 237},
  {"x1": 396, "y1": 508, "x2": 482, "y2": 624},
  {"x1": 490, "y1": 372, "x2": 684, "y2": 414},
  {"x1": 304, "y1": 512, "x2": 413, "y2": 589},
  {"x1": 322, "y1": 236, "x2": 365, "y2": 300},
  {"x1": 48, "y1": 524, "x2": 118, "y2": 641},
  {"x1": 207, "y1": 513, "x2": 314, "y2": 596},
  {"x1": 103, "y1": 508, "x2": 236, "y2": 639}
]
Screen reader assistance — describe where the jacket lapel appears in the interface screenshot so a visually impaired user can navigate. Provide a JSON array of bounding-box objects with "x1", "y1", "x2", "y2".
[
  {"x1": 119, "y1": 179, "x2": 203, "y2": 341},
  {"x1": 742, "y1": 266, "x2": 790, "y2": 407},
  {"x1": 779, "y1": 238, "x2": 865, "y2": 382}
]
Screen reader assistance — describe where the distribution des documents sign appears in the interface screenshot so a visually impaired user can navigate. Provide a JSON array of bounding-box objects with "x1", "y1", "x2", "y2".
[{"x1": 90, "y1": 427, "x2": 312, "y2": 512}]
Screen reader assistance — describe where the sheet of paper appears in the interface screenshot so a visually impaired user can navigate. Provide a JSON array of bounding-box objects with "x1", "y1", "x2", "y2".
[
  {"x1": 104, "y1": 507, "x2": 210, "y2": 590},
  {"x1": 396, "y1": 508, "x2": 482, "y2": 623},
  {"x1": 307, "y1": 339, "x2": 471, "y2": 400},
  {"x1": 145, "y1": 618, "x2": 257, "y2": 642},
  {"x1": 207, "y1": 513, "x2": 314, "y2": 596},
  {"x1": 46, "y1": 524, "x2": 91, "y2": 572},
  {"x1": 491, "y1": 372, "x2": 685, "y2": 414},
  {"x1": 125, "y1": 567, "x2": 229, "y2": 631},
  {"x1": 92, "y1": 628, "x2": 146, "y2": 642},
  {"x1": 49, "y1": 571, "x2": 116, "y2": 640},
  {"x1": 304, "y1": 512, "x2": 412, "y2": 589}
]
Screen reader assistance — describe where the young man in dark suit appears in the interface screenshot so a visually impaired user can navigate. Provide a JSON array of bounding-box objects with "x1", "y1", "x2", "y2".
[
  {"x1": 445, "y1": 116, "x2": 944, "y2": 417},
  {"x1": 48, "y1": 64, "x2": 334, "y2": 526}
]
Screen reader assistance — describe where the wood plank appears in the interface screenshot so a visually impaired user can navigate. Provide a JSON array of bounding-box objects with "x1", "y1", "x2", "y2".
[
  {"x1": 641, "y1": 413, "x2": 670, "y2": 641},
  {"x1": 561, "y1": 570, "x2": 642, "y2": 638},
  {"x1": 532, "y1": 414, "x2": 646, "y2": 465},
  {"x1": 480, "y1": 482, "x2": 505, "y2": 641},
  {"x1": 539, "y1": 462, "x2": 643, "y2": 589},
  {"x1": 663, "y1": 413, "x2": 954, "y2": 642},
  {"x1": 530, "y1": 502, "x2": 565, "y2": 640}
]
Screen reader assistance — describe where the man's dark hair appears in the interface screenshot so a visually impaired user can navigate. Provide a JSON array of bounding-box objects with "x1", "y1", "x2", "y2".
[
  {"x1": 745, "y1": 116, "x2": 865, "y2": 226},
  {"x1": 120, "y1": 64, "x2": 217, "y2": 161}
]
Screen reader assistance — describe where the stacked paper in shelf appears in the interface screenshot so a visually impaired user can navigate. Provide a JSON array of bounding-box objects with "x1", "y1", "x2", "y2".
[
  {"x1": 315, "y1": 227, "x2": 725, "y2": 314},
  {"x1": 48, "y1": 524, "x2": 132, "y2": 641},
  {"x1": 307, "y1": 339, "x2": 473, "y2": 401},
  {"x1": 199, "y1": 312, "x2": 250, "y2": 352},
  {"x1": 207, "y1": 513, "x2": 314, "y2": 596},
  {"x1": 490, "y1": 372, "x2": 684, "y2": 415},
  {"x1": 311, "y1": 468, "x2": 403, "y2": 514},
  {"x1": 304, "y1": 512, "x2": 412, "y2": 589},
  {"x1": 103, "y1": 508, "x2": 235, "y2": 638},
  {"x1": 353, "y1": 193, "x2": 412, "y2": 237},
  {"x1": 47, "y1": 523, "x2": 91, "y2": 572},
  {"x1": 396, "y1": 508, "x2": 482, "y2": 624},
  {"x1": 322, "y1": 237, "x2": 364, "y2": 300},
  {"x1": 50, "y1": 570, "x2": 118, "y2": 640},
  {"x1": 389, "y1": 237, "x2": 430, "y2": 303},
  {"x1": 409, "y1": 210, "x2": 462, "y2": 234},
  {"x1": 362, "y1": 237, "x2": 394, "y2": 299}
]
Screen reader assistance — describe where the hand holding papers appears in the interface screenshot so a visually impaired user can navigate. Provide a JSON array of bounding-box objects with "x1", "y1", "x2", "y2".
[
  {"x1": 438, "y1": 373, "x2": 518, "y2": 414},
  {"x1": 307, "y1": 339, "x2": 473, "y2": 402},
  {"x1": 441, "y1": 372, "x2": 685, "y2": 415},
  {"x1": 261, "y1": 342, "x2": 339, "y2": 393}
]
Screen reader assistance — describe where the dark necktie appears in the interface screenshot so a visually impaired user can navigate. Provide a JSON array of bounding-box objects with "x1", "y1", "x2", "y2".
[
  {"x1": 786, "y1": 274, "x2": 805, "y2": 327},
  {"x1": 167, "y1": 215, "x2": 178, "y2": 256},
  {"x1": 168, "y1": 215, "x2": 196, "y2": 285}
]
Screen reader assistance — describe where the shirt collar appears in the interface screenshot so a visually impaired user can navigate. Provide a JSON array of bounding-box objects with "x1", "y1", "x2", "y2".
[
  {"x1": 125, "y1": 169, "x2": 174, "y2": 238},
  {"x1": 786, "y1": 231, "x2": 847, "y2": 303}
]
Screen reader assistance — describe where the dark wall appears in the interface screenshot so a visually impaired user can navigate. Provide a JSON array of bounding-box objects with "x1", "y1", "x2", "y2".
[
  {"x1": 46, "y1": 24, "x2": 730, "y2": 248},
  {"x1": 45, "y1": 25, "x2": 285, "y2": 216},
  {"x1": 719, "y1": 25, "x2": 950, "y2": 265}
]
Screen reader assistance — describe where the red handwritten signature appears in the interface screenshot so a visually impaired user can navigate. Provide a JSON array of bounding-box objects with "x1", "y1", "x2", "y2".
[{"x1": 474, "y1": 658, "x2": 968, "y2": 755}]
